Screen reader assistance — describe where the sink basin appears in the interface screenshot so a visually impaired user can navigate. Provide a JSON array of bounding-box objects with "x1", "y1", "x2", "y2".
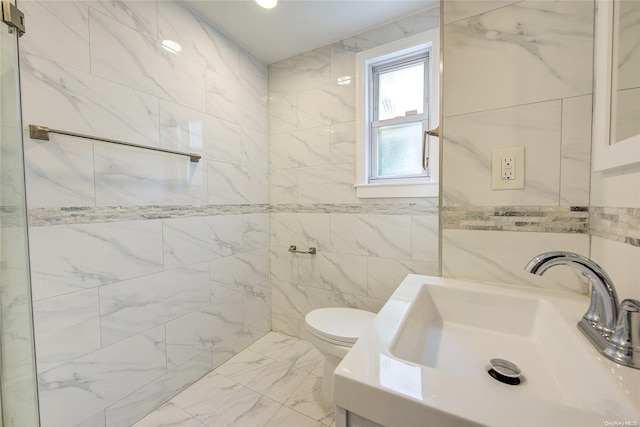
[{"x1": 334, "y1": 275, "x2": 640, "y2": 427}]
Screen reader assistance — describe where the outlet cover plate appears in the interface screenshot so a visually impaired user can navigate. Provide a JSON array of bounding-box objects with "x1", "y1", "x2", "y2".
[{"x1": 492, "y1": 147, "x2": 525, "y2": 190}]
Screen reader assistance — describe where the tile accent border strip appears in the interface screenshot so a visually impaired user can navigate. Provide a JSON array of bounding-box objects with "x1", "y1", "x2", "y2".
[
  {"x1": 590, "y1": 207, "x2": 640, "y2": 247},
  {"x1": 27, "y1": 205, "x2": 270, "y2": 227},
  {"x1": 269, "y1": 203, "x2": 439, "y2": 215},
  {"x1": 441, "y1": 206, "x2": 589, "y2": 233}
]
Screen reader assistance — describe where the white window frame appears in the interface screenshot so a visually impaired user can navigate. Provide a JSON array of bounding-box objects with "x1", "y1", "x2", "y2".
[{"x1": 355, "y1": 29, "x2": 439, "y2": 198}]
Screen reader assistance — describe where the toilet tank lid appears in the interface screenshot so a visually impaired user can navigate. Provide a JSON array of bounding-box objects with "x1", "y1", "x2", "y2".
[{"x1": 305, "y1": 308, "x2": 376, "y2": 344}]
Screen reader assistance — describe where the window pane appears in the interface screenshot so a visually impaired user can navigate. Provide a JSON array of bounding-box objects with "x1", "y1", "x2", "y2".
[
  {"x1": 376, "y1": 122, "x2": 424, "y2": 177},
  {"x1": 377, "y1": 62, "x2": 425, "y2": 120}
]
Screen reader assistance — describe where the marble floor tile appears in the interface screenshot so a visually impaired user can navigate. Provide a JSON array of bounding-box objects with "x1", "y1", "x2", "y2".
[
  {"x1": 133, "y1": 402, "x2": 203, "y2": 427},
  {"x1": 138, "y1": 332, "x2": 335, "y2": 427},
  {"x1": 212, "y1": 349, "x2": 275, "y2": 386},
  {"x1": 285, "y1": 375, "x2": 335, "y2": 426}
]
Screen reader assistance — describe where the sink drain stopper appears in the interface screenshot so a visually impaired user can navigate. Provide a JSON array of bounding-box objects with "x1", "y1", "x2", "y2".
[{"x1": 488, "y1": 358, "x2": 522, "y2": 386}]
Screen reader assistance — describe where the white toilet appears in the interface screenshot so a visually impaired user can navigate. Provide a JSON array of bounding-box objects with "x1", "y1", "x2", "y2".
[{"x1": 304, "y1": 307, "x2": 376, "y2": 406}]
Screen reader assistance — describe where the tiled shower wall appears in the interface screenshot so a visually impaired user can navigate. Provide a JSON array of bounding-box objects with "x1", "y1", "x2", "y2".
[
  {"x1": 440, "y1": 0, "x2": 594, "y2": 292},
  {"x1": 19, "y1": 1, "x2": 269, "y2": 426},
  {"x1": 268, "y1": 7, "x2": 441, "y2": 337}
]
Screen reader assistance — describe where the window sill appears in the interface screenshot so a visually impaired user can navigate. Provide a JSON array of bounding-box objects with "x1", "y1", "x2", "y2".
[{"x1": 355, "y1": 181, "x2": 438, "y2": 198}]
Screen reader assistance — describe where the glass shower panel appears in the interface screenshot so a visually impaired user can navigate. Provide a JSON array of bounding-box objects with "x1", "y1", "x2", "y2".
[{"x1": 0, "y1": 1, "x2": 40, "y2": 425}]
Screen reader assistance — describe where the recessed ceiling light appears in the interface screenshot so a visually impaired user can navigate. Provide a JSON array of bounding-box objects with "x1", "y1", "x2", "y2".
[
  {"x1": 255, "y1": 0, "x2": 278, "y2": 9},
  {"x1": 161, "y1": 39, "x2": 182, "y2": 54}
]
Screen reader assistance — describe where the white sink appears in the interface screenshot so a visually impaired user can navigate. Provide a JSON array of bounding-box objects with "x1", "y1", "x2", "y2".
[{"x1": 334, "y1": 275, "x2": 640, "y2": 427}]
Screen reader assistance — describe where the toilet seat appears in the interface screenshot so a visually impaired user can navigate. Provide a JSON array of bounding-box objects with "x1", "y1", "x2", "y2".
[{"x1": 305, "y1": 308, "x2": 375, "y2": 346}]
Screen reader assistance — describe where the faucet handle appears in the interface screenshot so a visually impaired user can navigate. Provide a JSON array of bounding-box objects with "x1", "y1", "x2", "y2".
[{"x1": 605, "y1": 299, "x2": 640, "y2": 368}]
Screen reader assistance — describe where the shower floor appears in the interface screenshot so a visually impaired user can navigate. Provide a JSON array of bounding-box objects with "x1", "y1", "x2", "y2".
[{"x1": 133, "y1": 332, "x2": 334, "y2": 427}]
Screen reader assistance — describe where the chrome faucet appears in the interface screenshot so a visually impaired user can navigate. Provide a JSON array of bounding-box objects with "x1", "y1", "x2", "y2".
[{"x1": 525, "y1": 251, "x2": 639, "y2": 369}]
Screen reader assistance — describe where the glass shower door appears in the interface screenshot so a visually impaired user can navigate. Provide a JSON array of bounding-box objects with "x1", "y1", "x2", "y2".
[{"x1": 0, "y1": 1, "x2": 40, "y2": 425}]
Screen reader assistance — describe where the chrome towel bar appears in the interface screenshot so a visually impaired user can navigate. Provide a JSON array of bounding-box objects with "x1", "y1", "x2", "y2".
[
  {"x1": 288, "y1": 245, "x2": 316, "y2": 255},
  {"x1": 28, "y1": 124, "x2": 201, "y2": 163}
]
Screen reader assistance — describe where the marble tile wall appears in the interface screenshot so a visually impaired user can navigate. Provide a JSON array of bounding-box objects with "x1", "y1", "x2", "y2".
[
  {"x1": 268, "y1": 7, "x2": 441, "y2": 338},
  {"x1": 19, "y1": 1, "x2": 269, "y2": 425},
  {"x1": 441, "y1": 0, "x2": 595, "y2": 291}
]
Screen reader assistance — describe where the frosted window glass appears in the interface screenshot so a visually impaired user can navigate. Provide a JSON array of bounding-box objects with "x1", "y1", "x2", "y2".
[
  {"x1": 376, "y1": 122, "x2": 423, "y2": 177},
  {"x1": 377, "y1": 63, "x2": 424, "y2": 120}
]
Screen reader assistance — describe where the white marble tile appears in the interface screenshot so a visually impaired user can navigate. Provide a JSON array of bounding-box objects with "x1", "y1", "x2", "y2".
[
  {"x1": 205, "y1": 72, "x2": 242, "y2": 125},
  {"x1": 29, "y1": 220, "x2": 163, "y2": 300},
  {"x1": 276, "y1": 341, "x2": 323, "y2": 374},
  {"x1": 1, "y1": 304, "x2": 38, "y2": 382},
  {"x1": 270, "y1": 213, "x2": 331, "y2": 251},
  {"x1": 367, "y1": 257, "x2": 439, "y2": 300},
  {"x1": 443, "y1": 0, "x2": 594, "y2": 116},
  {"x1": 213, "y1": 349, "x2": 274, "y2": 386},
  {"x1": 414, "y1": 5, "x2": 441, "y2": 33},
  {"x1": 247, "y1": 360, "x2": 309, "y2": 404},
  {"x1": 208, "y1": 161, "x2": 268, "y2": 204},
  {"x1": 270, "y1": 247, "x2": 298, "y2": 284},
  {"x1": 166, "y1": 297, "x2": 243, "y2": 369},
  {"x1": 560, "y1": 95, "x2": 592, "y2": 206},
  {"x1": 211, "y1": 327, "x2": 269, "y2": 372},
  {"x1": 241, "y1": 127, "x2": 269, "y2": 170},
  {"x1": 270, "y1": 169, "x2": 298, "y2": 205},
  {"x1": 330, "y1": 214, "x2": 412, "y2": 259},
  {"x1": 266, "y1": 405, "x2": 324, "y2": 427},
  {"x1": 32, "y1": 289, "x2": 100, "y2": 373},
  {"x1": 90, "y1": 9, "x2": 206, "y2": 111},
  {"x1": 442, "y1": 1, "x2": 518, "y2": 25},
  {"x1": 443, "y1": 101, "x2": 562, "y2": 206},
  {"x1": 330, "y1": 121, "x2": 356, "y2": 164},
  {"x1": 330, "y1": 291, "x2": 385, "y2": 314},
  {"x1": 85, "y1": 0, "x2": 157, "y2": 40},
  {"x1": 298, "y1": 252, "x2": 368, "y2": 295},
  {"x1": 94, "y1": 143, "x2": 207, "y2": 206},
  {"x1": 272, "y1": 280, "x2": 331, "y2": 321},
  {"x1": 272, "y1": 314, "x2": 301, "y2": 339},
  {"x1": 442, "y1": 229, "x2": 590, "y2": 293},
  {"x1": 20, "y1": 1, "x2": 90, "y2": 72},
  {"x1": 24, "y1": 133, "x2": 95, "y2": 207},
  {"x1": 238, "y1": 80, "x2": 268, "y2": 133},
  {"x1": 297, "y1": 83, "x2": 356, "y2": 129},
  {"x1": 268, "y1": 92, "x2": 299, "y2": 135},
  {"x1": 76, "y1": 411, "x2": 105, "y2": 427},
  {"x1": 100, "y1": 262, "x2": 209, "y2": 346},
  {"x1": 163, "y1": 215, "x2": 242, "y2": 269},
  {"x1": 298, "y1": 164, "x2": 359, "y2": 204},
  {"x1": 591, "y1": 237, "x2": 640, "y2": 302},
  {"x1": 38, "y1": 327, "x2": 166, "y2": 427},
  {"x1": 240, "y1": 49, "x2": 268, "y2": 102},
  {"x1": 202, "y1": 386, "x2": 280, "y2": 427},
  {"x1": 270, "y1": 127, "x2": 331, "y2": 170},
  {"x1": 339, "y1": 17, "x2": 414, "y2": 52},
  {"x1": 411, "y1": 214, "x2": 440, "y2": 262},
  {"x1": 247, "y1": 332, "x2": 298, "y2": 360},
  {"x1": 171, "y1": 372, "x2": 242, "y2": 422},
  {"x1": 242, "y1": 214, "x2": 270, "y2": 251},
  {"x1": 159, "y1": 100, "x2": 243, "y2": 165},
  {"x1": 284, "y1": 375, "x2": 334, "y2": 425},
  {"x1": 330, "y1": 45, "x2": 355, "y2": 89},
  {"x1": 157, "y1": 1, "x2": 239, "y2": 79},
  {"x1": 210, "y1": 249, "x2": 270, "y2": 295},
  {"x1": 269, "y1": 47, "x2": 331, "y2": 97},
  {"x1": 133, "y1": 402, "x2": 201, "y2": 427},
  {"x1": 244, "y1": 283, "x2": 271, "y2": 326},
  {"x1": 20, "y1": 53, "x2": 160, "y2": 147},
  {"x1": 106, "y1": 350, "x2": 212, "y2": 427}
]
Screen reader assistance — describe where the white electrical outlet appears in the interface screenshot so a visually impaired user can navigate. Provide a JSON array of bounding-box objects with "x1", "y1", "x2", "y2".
[{"x1": 492, "y1": 147, "x2": 525, "y2": 190}]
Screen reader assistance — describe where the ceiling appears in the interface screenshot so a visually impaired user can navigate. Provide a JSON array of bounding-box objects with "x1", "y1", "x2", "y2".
[{"x1": 183, "y1": 0, "x2": 437, "y2": 64}]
